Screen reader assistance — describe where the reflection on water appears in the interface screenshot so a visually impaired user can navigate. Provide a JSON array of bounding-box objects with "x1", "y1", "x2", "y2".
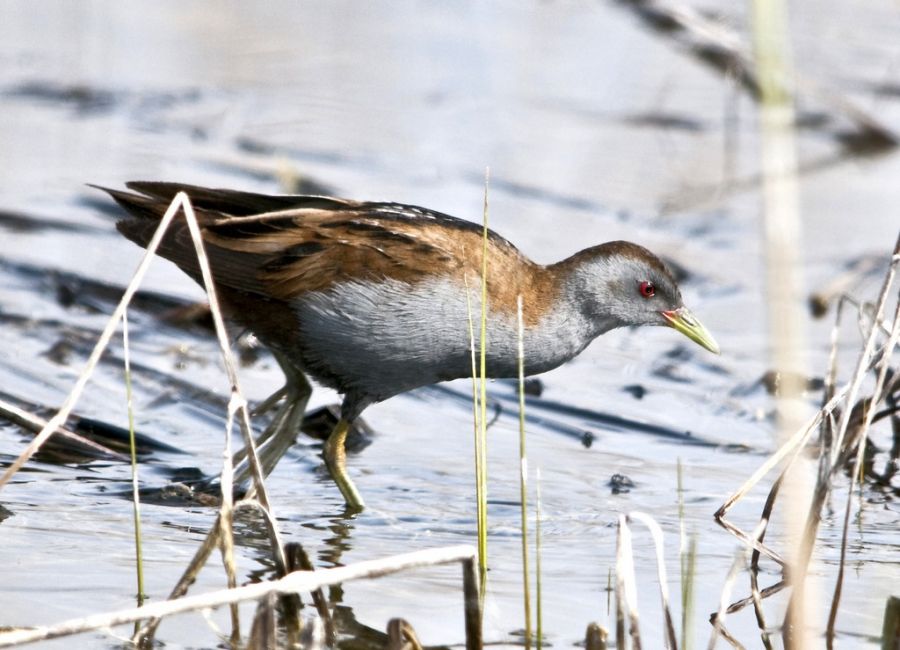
[{"x1": 1, "y1": 2, "x2": 899, "y2": 648}]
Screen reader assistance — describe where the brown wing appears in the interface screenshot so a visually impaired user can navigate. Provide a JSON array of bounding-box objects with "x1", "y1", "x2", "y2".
[{"x1": 101, "y1": 183, "x2": 545, "y2": 316}]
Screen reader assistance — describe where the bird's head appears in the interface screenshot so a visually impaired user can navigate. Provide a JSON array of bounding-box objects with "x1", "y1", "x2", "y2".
[{"x1": 560, "y1": 241, "x2": 720, "y2": 354}]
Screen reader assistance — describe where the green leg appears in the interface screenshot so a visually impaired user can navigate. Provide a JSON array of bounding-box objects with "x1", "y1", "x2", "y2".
[
  {"x1": 234, "y1": 354, "x2": 311, "y2": 485},
  {"x1": 323, "y1": 418, "x2": 365, "y2": 511}
]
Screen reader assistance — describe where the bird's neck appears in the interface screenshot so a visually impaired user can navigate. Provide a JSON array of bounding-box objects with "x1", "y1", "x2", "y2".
[
  {"x1": 496, "y1": 260, "x2": 621, "y2": 375},
  {"x1": 545, "y1": 252, "x2": 624, "y2": 335}
]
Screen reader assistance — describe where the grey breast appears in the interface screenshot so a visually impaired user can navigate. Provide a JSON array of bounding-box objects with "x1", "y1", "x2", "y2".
[{"x1": 293, "y1": 275, "x2": 601, "y2": 402}]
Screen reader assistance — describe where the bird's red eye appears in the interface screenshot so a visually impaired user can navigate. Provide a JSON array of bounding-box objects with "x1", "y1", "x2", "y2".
[{"x1": 639, "y1": 281, "x2": 655, "y2": 298}]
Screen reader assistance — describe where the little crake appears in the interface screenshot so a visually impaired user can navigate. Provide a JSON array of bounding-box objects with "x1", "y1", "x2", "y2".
[{"x1": 102, "y1": 182, "x2": 719, "y2": 511}]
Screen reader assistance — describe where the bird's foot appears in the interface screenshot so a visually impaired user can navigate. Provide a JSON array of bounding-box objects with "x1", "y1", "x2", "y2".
[{"x1": 323, "y1": 418, "x2": 366, "y2": 512}]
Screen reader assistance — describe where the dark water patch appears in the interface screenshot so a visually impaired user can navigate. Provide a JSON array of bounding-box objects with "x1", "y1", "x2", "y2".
[
  {"x1": 76, "y1": 193, "x2": 130, "y2": 219},
  {"x1": 236, "y1": 137, "x2": 382, "y2": 177},
  {"x1": 202, "y1": 157, "x2": 340, "y2": 196},
  {"x1": 0, "y1": 209, "x2": 107, "y2": 235},
  {"x1": 622, "y1": 383, "x2": 647, "y2": 399},
  {"x1": 0, "y1": 256, "x2": 194, "y2": 319},
  {"x1": 4, "y1": 80, "x2": 118, "y2": 115},
  {"x1": 432, "y1": 383, "x2": 727, "y2": 449},
  {"x1": 0, "y1": 390, "x2": 179, "y2": 461},
  {"x1": 729, "y1": 371, "x2": 825, "y2": 398},
  {"x1": 867, "y1": 80, "x2": 900, "y2": 98},
  {"x1": 622, "y1": 111, "x2": 706, "y2": 132},
  {"x1": 651, "y1": 360, "x2": 698, "y2": 384}
]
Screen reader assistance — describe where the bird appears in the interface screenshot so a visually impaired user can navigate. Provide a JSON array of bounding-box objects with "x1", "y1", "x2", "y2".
[{"x1": 99, "y1": 181, "x2": 719, "y2": 511}]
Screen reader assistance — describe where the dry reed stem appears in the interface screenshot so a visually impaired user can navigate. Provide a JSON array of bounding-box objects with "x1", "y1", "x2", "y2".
[
  {"x1": 615, "y1": 514, "x2": 642, "y2": 650},
  {"x1": 715, "y1": 239, "x2": 899, "y2": 644},
  {"x1": 247, "y1": 592, "x2": 276, "y2": 649},
  {"x1": 714, "y1": 374, "x2": 874, "y2": 565},
  {"x1": 676, "y1": 459, "x2": 695, "y2": 650},
  {"x1": 725, "y1": 581, "x2": 787, "y2": 616},
  {"x1": 386, "y1": 618, "x2": 425, "y2": 650},
  {"x1": 0, "y1": 545, "x2": 482, "y2": 649},
  {"x1": 826, "y1": 280, "x2": 900, "y2": 641},
  {"x1": 627, "y1": 512, "x2": 678, "y2": 649},
  {"x1": 585, "y1": 622, "x2": 609, "y2": 650},
  {"x1": 0, "y1": 193, "x2": 188, "y2": 492},
  {"x1": 748, "y1": 475, "x2": 781, "y2": 649},
  {"x1": 829, "y1": 244, "x2": 900, "y2": 464},
  {"x1": 0, "y1": 191, "x2": 284, "y2": 645},
  {"x1": 121, "y1": 193, "x2": 291, "y2": 646},
  {"x1": 219, "y1": 393, "x2": 240, "y2": 642},
  {"x1": 786, "y1": 242, "x2": 899, "y2": 640},
  {"x1": 706, "y1": 551, "x2": 747, "y2": 650},
  {"x1": 283, "y1": 541, "x2": 334, "y2": 645}
]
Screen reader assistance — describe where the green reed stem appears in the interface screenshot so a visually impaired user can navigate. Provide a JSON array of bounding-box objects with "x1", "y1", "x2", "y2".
[
  {"x1": 464, "y1": 273, "x2": 488, "y2": 593},
  {"x1": 678, "y1": 459, "x2": 695, "y2": 650},
  {"x1": 122, "y1": 311, "x2": 145, "y2": 608},
  {"x1": 516, "y1": 296, "x2": 532, "y2": 648},
  {"x1": 476, "y1": 169, "x2": 492, "y2": 589},
  {"x1": 535, "y1": 467, "x2": 544, "y2": 650}
]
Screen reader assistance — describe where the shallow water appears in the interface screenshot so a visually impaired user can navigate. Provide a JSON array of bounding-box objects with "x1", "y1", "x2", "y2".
[{"x1": 1, "y1": 2, "x2": 899, "y2": 648}]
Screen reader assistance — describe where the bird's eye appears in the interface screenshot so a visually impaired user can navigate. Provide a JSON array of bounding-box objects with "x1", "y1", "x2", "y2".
[{"x1": 639, "y1": 281, "x2": 655, "y2": 298}]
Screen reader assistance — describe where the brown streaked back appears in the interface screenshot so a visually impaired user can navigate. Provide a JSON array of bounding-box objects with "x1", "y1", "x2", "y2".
[{"x1": 103, "y1": 183, "x2": 559, "y2": 325}]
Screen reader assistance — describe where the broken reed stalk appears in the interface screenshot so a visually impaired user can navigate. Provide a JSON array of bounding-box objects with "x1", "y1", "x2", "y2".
[
  {"x1": 0, "y1": 545, "x2": 483, "y2": 649},
  {"x1": 128, "y1": 193, "x2": 300, "y2": 646},
  {"x1": 749, "y1": 475, "x2": 783, "y2": 650},
  {"x1": 131, "y1": 194, "x2": 271, "y2": 645},
  {"x1": 883, "y1": 596, "x2": 900, "y2": 650},
  {"x1": 615, "y1": 514, "x2": 641, "y2": 649},
  {"x1": 0, "y1": 191, "x2": 189, "y2": 492},
  {"x1": 714, "y1": 243, "x2": 899, "y2": 642},
  {"x1": 516, "y1": 295, "x2": 533, "y2": 648},
  {"x1": 0, "y1": 191, "x2": 293, "y2": 646},
  {"x1": 826, "y1": 271, "x2": 900, "y2": 642},
  {"x1": 122, "y1": 310, "x2": 146, "y2": 609},
  {"x1": 706, "y1": 550, "x2": 747, "y2": 650},
  {"x1": 0, "y1": 193, "x2": 254, "y2": 644},
  {"x1": 628, "y1": 513, "x2": 678, "y2": 649},
  {"x1": 611, "y1": 511, "x2": 690, "y2": 648},
  {"x1": 219, "y1": 392, "x2": 240, "y2": 643}
]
